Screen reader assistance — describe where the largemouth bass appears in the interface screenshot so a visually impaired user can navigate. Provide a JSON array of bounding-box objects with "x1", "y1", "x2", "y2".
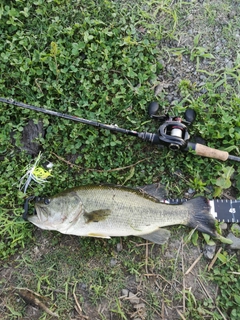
[{"x1": 28, "y1": 185, "x2": 218, "y2": 244}]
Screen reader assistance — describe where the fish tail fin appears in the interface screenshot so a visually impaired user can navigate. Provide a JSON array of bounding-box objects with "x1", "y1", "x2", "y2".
[{"x1": 184, "y1": 197, "x2": 217, "y2": 238}]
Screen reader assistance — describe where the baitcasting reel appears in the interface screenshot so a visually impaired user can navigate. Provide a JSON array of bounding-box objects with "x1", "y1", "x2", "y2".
[{"x1": 148, "y1": 102, "x2": 196, "y2": 150}]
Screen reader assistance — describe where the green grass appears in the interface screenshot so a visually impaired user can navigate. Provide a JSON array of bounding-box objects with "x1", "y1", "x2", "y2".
[{"x1": 0, "y1": 0, "x2": 240, "y2": 319}]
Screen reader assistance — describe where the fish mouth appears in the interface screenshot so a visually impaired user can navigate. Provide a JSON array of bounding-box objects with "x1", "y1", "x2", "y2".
[
  {"x1": 34, "y1": 204, "x2": 51, "y2": 222},
  {"x1": 28, "y1": 203, "x2": 58, "y2": 229},
  {"x1": 23, "y1": 196, "x2": 53, "y2": 221}
]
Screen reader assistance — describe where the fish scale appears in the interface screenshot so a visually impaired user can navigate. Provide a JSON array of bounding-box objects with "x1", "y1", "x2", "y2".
[
  {"x1": 75, "y1": 186, "x2": 189, "y2": 226},
  {"x1": 28, "y1": 185, "x2": 218, "y2": 244}
]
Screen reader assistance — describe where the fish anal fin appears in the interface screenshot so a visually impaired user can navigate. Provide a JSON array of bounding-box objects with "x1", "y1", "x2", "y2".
[
  {"x1": 140, "y1": 228, "x2": 170, "y2": 244},
  {"x1": 84, "y1": 209, "x2": 111, "y2": 223},
  {"x1": 88, "y1": 233, "x2": 111, "y2": 239}
]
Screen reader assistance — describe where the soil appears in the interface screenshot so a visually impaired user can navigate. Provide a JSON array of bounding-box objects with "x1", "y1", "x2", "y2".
[
  {"x1": 1, "y1": 1, "x2": 240, "y2": 319},
  {"x1": 1, "y1": 226, "x2": 222, "y2": 320}
]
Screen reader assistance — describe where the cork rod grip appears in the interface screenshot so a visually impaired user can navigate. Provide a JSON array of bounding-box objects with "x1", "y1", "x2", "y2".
[{"x1": 194, "y1": 143, "x2": 229, "y2": 161}]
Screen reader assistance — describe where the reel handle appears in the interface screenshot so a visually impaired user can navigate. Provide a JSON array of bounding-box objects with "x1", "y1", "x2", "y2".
[{"x1": 148, "y1": 101, "x2": 160, "y2": 117}]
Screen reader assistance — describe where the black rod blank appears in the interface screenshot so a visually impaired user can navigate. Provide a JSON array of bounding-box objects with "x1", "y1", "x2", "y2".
[
  {"x1": 0, "y1": 97, "x2": 160, "y2": 144},
  {"x1": 0, "y1": 97, "x2": 139, "y2": 136}
]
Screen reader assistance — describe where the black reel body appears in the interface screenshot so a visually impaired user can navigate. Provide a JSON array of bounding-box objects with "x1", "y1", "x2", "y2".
[
  {"x1": 148, "y1": 102, "x2": 195, "y2": 150},
  {"x1": 158, "y1": 119, "x2": 190, "y2": 150}
]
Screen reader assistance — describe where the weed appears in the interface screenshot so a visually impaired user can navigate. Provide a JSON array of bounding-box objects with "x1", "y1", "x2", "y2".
[
  {"x1": 0, "y1": 0, "x2": 161, "y2": 258},
  {"x1": 111, "y1": 299, "x2": 128, "y2": 320},
  {"x1": 231, "y1": 224, "x2": 240, "y2": 237},
  {"x1": 1, "y1": 1, "x2": 240, "y2": 319},
  {"x1": 209, "y1": 253, "x2": 240, "y2": 319},
  {"x1": 178, "y1": 79, "x2": 196, "y2": 97},
  {"x1": 190, "y1": 34, "x2": 215, "y2": 70},
  {"x1": 1, "y1": 0, "x2": 240, "y2": 258},
  {"x1": 213, "y1": 165, "x2": 235, "y2": 197}
]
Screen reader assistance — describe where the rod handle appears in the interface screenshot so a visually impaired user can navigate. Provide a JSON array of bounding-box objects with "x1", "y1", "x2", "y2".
[{"x1": 194, "y1": 143, "x2": 229, "y2": 161}]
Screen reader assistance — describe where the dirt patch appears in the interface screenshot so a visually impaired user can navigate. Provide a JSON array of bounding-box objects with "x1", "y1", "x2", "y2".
[{"x1": 0, "y1": 229, "x2": 223, "y2": 320}]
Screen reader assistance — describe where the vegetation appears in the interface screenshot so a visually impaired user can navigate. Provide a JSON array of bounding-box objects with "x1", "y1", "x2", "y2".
[{"x1": 0, "y1": 0, "x2": 240, "y2": 319}]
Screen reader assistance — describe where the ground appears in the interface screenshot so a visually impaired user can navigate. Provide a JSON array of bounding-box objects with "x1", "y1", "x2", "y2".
[
  {"x1": 1, "y1": 0, "x2": 240, "y2": 319},
  {"x1": 0, "y1": 226, "x2": 223, "y2": 320}
]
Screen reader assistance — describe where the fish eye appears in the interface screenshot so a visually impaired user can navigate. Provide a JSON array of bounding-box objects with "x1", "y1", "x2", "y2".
[{"x1": 44, "y1": 198, "x2": 51, "y2": 205}]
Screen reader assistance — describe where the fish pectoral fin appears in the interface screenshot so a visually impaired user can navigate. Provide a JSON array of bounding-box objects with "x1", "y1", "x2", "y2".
[
  {"x1": 84, "y1": 209, "x2": 111, "y2": 223},
  {"x1": 140, "y1": 228, "x2": 170, "y2": 245},
  {"x1": 88, "y1": 233, "x2": 111, "y2": 239}
]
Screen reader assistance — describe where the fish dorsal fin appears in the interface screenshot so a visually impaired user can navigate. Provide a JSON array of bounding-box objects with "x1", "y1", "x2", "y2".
[
  {"x1": 137, "y1": 183, "x2": 167, "y2": 201},
  {"x1": 84, "y1": 209, "x2": 111, "y2": 223},
  {"x1": 140, "y1": 228, "x2": 170, "y2": 244}
]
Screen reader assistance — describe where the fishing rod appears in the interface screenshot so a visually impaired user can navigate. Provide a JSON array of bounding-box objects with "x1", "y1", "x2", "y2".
[{"x1": 1, "y1": 97, "x2": 240, "y2": 162}]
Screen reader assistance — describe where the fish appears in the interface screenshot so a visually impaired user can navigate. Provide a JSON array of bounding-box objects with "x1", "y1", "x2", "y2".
[{"x1": 28, "y1": 184, "x2": 218, "y2": 244}]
